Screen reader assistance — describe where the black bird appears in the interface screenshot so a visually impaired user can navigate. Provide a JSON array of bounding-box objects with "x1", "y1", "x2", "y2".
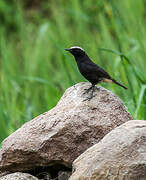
[{"x1": 65, "y1": 46, "x2": 127, "y2": 100}]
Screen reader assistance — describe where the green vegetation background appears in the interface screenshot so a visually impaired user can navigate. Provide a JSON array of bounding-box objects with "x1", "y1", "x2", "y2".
[{"x1": 0, "y1": 0, "x2": 146, "y2": 143}]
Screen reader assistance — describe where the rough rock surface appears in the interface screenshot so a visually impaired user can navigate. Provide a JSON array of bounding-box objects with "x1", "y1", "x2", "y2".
[
  {"x1": 0, "y1": 172, "x2": 39, "y2": 180},
  {"x1": 0, "y1": 82, "x2": 132, "y2": 172},
  {"x1": 0, "y1": 172, "x2": 10, "y2": 178},
  {"x1": 69, "y1": 120, "x2": 146, "y2": 180},
  {"x1": 58, "y1": 171, "x2": 72, "y2": 180}
]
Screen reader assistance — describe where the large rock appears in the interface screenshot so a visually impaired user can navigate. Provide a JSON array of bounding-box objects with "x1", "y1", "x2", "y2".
[
  {"x1": 0, "y1": 82, "x2": 132, "y2": 172},
  {"x1": 0, "y1": 172, "x2": 39, "y2": 180},
  {"x1": 70, "y1": 120, "x2": 146, "y2": 180}
]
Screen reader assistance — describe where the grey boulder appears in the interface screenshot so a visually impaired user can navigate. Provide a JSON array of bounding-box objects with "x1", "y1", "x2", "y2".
[
  {"x1": 70, "y1": 120, "x2": 146, "y2": 180},
  {"x1": 0, "y1": 82, "x2": 132, "y2": 172}
]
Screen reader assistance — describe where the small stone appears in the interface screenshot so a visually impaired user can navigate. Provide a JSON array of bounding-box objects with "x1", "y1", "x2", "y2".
[{"x1": 0, "y1": 172, "x2": 38, "y2": 180}]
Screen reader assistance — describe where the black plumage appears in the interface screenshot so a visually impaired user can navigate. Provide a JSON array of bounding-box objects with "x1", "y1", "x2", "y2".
[{"x1": 65, "y1": 46, "x2": 127, "y2": 100}]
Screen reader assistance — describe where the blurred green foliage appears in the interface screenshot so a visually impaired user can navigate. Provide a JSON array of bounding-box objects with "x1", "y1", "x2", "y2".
[{"x1": 0, "y1": 0, "x2": 146, "y2": 143}]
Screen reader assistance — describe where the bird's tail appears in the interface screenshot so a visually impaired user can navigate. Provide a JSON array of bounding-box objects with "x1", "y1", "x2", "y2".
[{"x1": 111, "y1": 79, "x2": 128, "y2": 90}]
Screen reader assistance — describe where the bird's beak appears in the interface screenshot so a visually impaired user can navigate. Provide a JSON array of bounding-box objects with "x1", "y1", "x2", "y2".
[{"x1": 65, "y1": 48, "x2": 71, "y2": 51}]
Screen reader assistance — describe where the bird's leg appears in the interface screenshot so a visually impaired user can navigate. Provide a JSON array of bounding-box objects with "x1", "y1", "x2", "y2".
[
  {"x1": 83, "y1": 84, "x2": 96, "y2": 101},
  {"x1": 88, "y1": 85, "x2": 95, "y2": 100},
  {"x1": 83, "y1": 85, "x2": 93, "y2": 95}
]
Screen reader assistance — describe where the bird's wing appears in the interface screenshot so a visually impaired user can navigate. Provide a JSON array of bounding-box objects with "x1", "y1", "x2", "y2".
[{"x1": 84, "y1": 61, "x2": 111, "y2": 79}]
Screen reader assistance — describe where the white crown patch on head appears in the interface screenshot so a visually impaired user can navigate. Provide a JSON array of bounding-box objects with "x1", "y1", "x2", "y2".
[{"x1": 70, "y1": 46, "x2": 85, "y2": 51}]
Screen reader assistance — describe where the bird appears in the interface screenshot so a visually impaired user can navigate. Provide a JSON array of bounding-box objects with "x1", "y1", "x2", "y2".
[{"x1": 65, "y1": 46, "x2": 127, "y2": 100}]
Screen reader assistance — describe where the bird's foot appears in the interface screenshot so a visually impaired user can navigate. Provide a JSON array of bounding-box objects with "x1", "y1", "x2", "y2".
[
  {"x1": 83, "y1": 86, "x2": 92, "y2": 95},
  {"x1": 83, "y1": 86, "x2": 99, "y2": 94},
  {"x1": 82, "y1": 85, "x2": 99, "y2": 101},
  {"x1": 83, "y1": 86, "x2": 96, "y2": 101}
]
